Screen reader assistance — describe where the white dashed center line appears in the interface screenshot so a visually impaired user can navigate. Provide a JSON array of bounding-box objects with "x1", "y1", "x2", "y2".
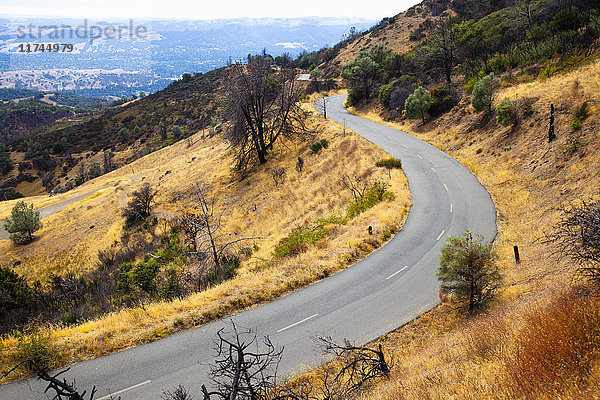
[
  {"x1": 277, "y1": 313, "x2": 319, "y2": 333},
  {"x1": 431, "y1": 167, "x2": 437, "y2": 173},
  {"x1": 436, "y1": 230, "x2": 446, "y2": 241},
  {"x1": 386, "y1": 266, "x2": 409, "y2": 280},
  {"x1": 97, "y1": 380, "x2": 152, "y2": 400},
  {"x1": 417, "y1": 154, "x2": 423, "y2": 159},
  {"x1": 443, "y1": 184, "x2": 449, "y2": 192},
  {"x1": 450, "y1": 203, "x2": 453, "y2": 213}
]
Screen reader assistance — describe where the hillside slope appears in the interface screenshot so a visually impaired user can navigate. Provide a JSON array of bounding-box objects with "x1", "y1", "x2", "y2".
[
  {"x1": 0, "y1": 69, "x2": 226, "y2": 197},
  {"x1": 320, "y1": 0, "x2": 511, "y2": 76},
  {"x1": 342, "y1": 53, "x2": 600, "y2": 398},
  {"x1": 0, "y1": 95, "x2": 411, "y2": 382}
]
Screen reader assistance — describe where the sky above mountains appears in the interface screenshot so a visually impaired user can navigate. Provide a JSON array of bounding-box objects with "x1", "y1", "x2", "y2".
[{"x1": 1, "y1": 0, "x2": 421, "y2": 20}]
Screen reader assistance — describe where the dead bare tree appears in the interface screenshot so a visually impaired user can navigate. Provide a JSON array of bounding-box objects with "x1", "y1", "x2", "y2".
[
  {"x1": 162, "y1": 385, "x2": 194, "y2": 400},
  {"x1": 201, "y1": 322, "x2": 283, "y2": 400},
  {"x1": 513, "y1": 0, "x2": 539, "y2": 48},
  {"x1": 271, "y1": 168, "x2": 286, "y2": 187},
  {"x1": 318, "y1": 337, "x2": 389, "y2": 393},
  {"x1": 340, "y1": 174, "x2": 371, "y2": 202},
  {"x1": 274, "y1": 337, "x2": 390, "y2": 400},
  {"x1": 5, "y1": 360, "x2": 98, "y2": 400},
  {"x1": 223, "y1": 56, "x2": 308, "y2": 173},
  {"x1": 177, "y1": 184, "x2": 254, "y2": 287},
  {"x1": 123, "y1": 183, "x2": 157, "y2": 224},
  {"x1": 547, "y1": 199, "x2": 600, "y2": 288}
]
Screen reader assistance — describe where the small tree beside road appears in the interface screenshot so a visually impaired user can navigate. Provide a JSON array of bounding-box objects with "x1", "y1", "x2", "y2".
[
  {"x1": 437, "y1": 231, "x2": 501, "y2": 314},
  {"x1": 404, "y1": 86, "x2": 432, "y2": 124},
  {"x1": 4, "y1": 201, "x2": 42, "y2": 244},
  {"x1": 123, "y1": 183, "x2": 156, "y2": 225},
  {"x1": 471, "y1": 73, "x2": 493, "y2": 112}
]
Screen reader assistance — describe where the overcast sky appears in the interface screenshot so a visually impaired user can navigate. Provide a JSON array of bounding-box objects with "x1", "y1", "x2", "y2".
[{"x1": 1, "y1": 0, "x2": 422, "y2": 20}]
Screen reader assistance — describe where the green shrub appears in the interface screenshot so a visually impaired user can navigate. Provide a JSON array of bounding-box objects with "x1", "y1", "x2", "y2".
[
  {"x1": 429, "y1": 84, "x2": 456, "y2": 116},
  {"x1": 405, "y1": 86, "x2": 433, "y2": 124},
  {"x1": 376, "y1": 157, "x2": 402, "y2": 169},
  {"x1": 0, "y1": 143, "x2": 13, "y2": 174},
  {"x1": 88, "y1": 162, "x2": 102, "y2": 179},
  {"x1": 16, "y1": 331, "x2": 58, "y2": 371},
  {"x1": 571, "y1": 101, "x2": 590, "y2": 132},
  {"x1": 170, "y1": 125, "x2": 183, "y2": 140},
  {"x1": 273, "y1": 225, "x2": 329, "y2": 258},
  {"x1": 538, "y1": 65, "x2": 557, "y2": 79},
  {"x1": 345, "y1": 88, "x2": 365, "y2": 107},
  {"x1": 220, "y1": 255, "x2": 240, "y2": 281},
  {"x1": 131, "y1": 258, "x2": 160, "y2": 293},
  {"x1": 464, "y1": 76, "x2": 478, "y2": 94},
  {"x1": 437, "y1": 231, "x2": 502, "y2": 314},
  {"x1": 0, "y1": 265, "x2": 34, "y2": 315},
  {"x1": 160, "y1": 267, "x2": 181, "y2": 300},
  {"x1": 311, "y1": 139, "x2": 329, "y2": 153},
  {"x1": 496, "y1": 97, "x2": 517, "y2": 127},
  {"x1": 4, "y1": 201, "x2": 42, "y2": 244},
  {"x1": 379, "y1": 83, "x2": 393, "y2": 107},
  {"x1": 472, "y1": 73, "x2": 493, "y2": 112},
  {"x1": 118, "y1": 127, "x2": 130, "y2": 143},
  {"x1": 347, "y1": 181, "x2": 395, "y2": 219},
  {"x1": 376, "y1": 157, "x2": 402, "y2": 178}
]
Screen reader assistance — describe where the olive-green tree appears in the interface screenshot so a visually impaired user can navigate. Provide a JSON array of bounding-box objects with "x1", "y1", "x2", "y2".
[
  {"x1": 437, "y1": 231, "x2": 502, "y2": 314},
  {"x1": 0, "y1": 143, "x2": 13, "y2": 175},
  {"x1": 341, "y1": 45, "x2": 394, "y2": 103},
  {"x1": 496, "y1": 97, "x2": 517, "y2": 126},
  {"x1": 471, "y1": 73, "x2": 493, "y2": 112},
  {"x1": 404, "y1": 86, "x2": 433, "y2": 124},
  {"x1": 4, "y1": 201, "x2": 42, "y2": 244}
]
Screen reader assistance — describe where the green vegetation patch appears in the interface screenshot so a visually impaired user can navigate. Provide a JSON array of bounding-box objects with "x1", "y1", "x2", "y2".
[{"x1": 347, "y1": 181, "x2": 395, "y2": 219}]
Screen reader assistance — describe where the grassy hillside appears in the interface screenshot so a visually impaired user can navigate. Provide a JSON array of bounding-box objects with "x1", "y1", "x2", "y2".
[
  {"x1": 0, "y1": 69, "x2": 226, "y2": 198},
  {"x1": 0, "y1": 94, "x2": 411, "y2": 383},
  {"x1": 314, "y1": 0, "x2": 511, "y2": 77},
  {"x1": 337, "y1": 49, "x2": 600, "y2": 399}
]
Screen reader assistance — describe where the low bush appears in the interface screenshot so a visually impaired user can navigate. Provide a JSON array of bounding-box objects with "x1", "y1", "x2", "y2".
[
  {"x1": 345, "y1": 88, "x2": 365, "y2": 107},
  {"x1": 496, "y1": 97, "x2": 517, "y2": 127},
  {"x1": 347, "y1": 181, "x2": 395, "y2": 219},
  {"x1": 472, "y1": 74, "x2": 493, "y2": 112},
  {"x1": 428, "y1": 84, "x2": 457, "y2": 116},
  {"x1": 571, "y1": 101, "x2": 590, "y2": 132},
  {"x1": 376, "y1": 157, "x2": 403, "y2": 178},
  {"x1": 379, "y1": 83, "x2": 393, "y2": 107},
  {"x1": 311, "y1": 139, "x2": 329, "y2": 153},
  {"x1": 273, "y1": 225, "x2": 329, "y2": 258},
  {"x1": 15, "y1": 331, "x2": 59, "y2": 372},
  {"x1": 376, "y1": 157, "x2": 402, "y2": 169}
]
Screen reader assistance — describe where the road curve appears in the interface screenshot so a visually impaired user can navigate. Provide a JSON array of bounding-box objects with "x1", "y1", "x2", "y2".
[{"x1": 0, "y1": 94, "x2": 496, "y2": 400}]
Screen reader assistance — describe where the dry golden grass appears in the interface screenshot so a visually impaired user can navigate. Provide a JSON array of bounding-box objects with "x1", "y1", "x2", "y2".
[
  {"x1": 339, "y1": 57, "x2": 600, "y2": 398},
  {"x1": 0, "y1": 95, "x2": 410, "y2": 383},
  {"x1": 323, "y1": 5, "x2": 434, "y2": 74}
]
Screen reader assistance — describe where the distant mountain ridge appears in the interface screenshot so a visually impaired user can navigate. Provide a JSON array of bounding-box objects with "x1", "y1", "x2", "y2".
[{"x1": 0, "y1": 16, "x2": 376, "y2": 96}]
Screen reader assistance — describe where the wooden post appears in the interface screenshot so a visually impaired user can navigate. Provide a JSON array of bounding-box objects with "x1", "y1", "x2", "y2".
[
  {"x1": 514, "y1": 245, "x2": 521, "y2": 263},
  {"x1": 548, "y1": 104, "x2": 556, "y2": 143}
]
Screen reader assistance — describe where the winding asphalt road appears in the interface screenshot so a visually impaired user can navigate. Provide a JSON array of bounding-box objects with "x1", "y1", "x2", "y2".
[{"x1": 0, "y1": 95, "x2": 496, "y2": 400}]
